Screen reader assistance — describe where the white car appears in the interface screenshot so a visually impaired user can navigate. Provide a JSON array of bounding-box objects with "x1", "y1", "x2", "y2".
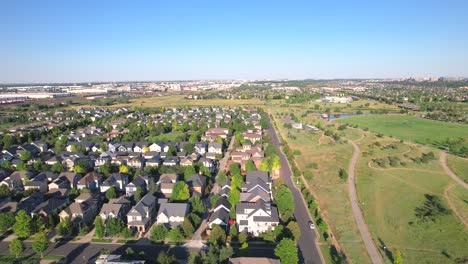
[{"x1": 308, "y1": 221, "x2": 315, "y2": 229}]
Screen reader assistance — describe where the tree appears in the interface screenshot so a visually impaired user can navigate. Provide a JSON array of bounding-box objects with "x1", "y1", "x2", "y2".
[
  {"x1": 190, "y1": 196, "x2": 206, "y2": 215},
  {"x1": 415, "y1": 194, "x2": 451, "y2": 222},
  {"x1": 188, "y1": 252, "x2": 202, "y2": 264},
  {"x1": 229, "y1": 224, "x2": 238, "y2": 238},
  {"x1": 229, "y1": 162, "x2": 241, "y2": 177},
  {"x1": 189, "y1": 133, "x2": 199, "y2": 144},
  {"x1": 73, "y1": 159, "x2": 90, "y2": 173},
  {"x1": 0, "y1": 212, "x2": 15, "y2": 232},
  {"x1": 16, "y1": 161, "x2": 28, "y2": 171},
  {"x1": 208, "y1": 225, "x2": 226, "y2": 246},
  {"x1": 13, "y1": 210, "x2": 32, "y2": 238},
  {"x1": 167, "y1": 227, "x2": 184, "y2": 244},
  {"x1": 286, "y1": 221, "x2": 301, "y2": 242},
  {"x1": 0, "y1": 160, "x2": 13, "y2": 170},
  {"x1": 106, "y1": 186, "x2": 117, "y2": 200},
  {"x1": 217, "y1": 171, "x2": 227, "y2": 184},
  {"x1": 270, "y1": 154, "x2": 281, "y2": 171},
  {"x1": 238, "y1": 231, "x2": 248, "y2": 244},
  {"x1": 134, "y1": 187, "x2": 144, "y2": 203},
  {"x1": 171, "y1": 182, "x2": 190, "y2": 202},
  {"x1": 182, "y1": 218, "x2": 195, "y2": 237},
  {"x1": 183, "y1": 143, "x2": 195, "y2": 154},
  {"x1": 94, "y1": 216, "x2": 105, "y2": 238},
  {"x1": 150, "y1": 225, "x2": 168, "y2": 243},
  {"x1": 188, "y1": 213, "x2": 202, "y2": 227},
  {"x1": 157, "y1": 252, "x2": 177, "y2": 264},
  {"x1": 245, "y1": 160, "x2": 256, "y2": 172},
  {"x1": 184, "y1": 165, "x2": 196, "y2": 181},
  {"x1": 338, "y1": 168, "x2": 348, "y2": 180},
  {"x1": 275, "y1": 185, "x2": 295, "y2": 221},
  {"x1": 393, "y1": 249, "x2": 403, "y2": 264},
  {"x1": 119, "y1": 164, "x2": 130, "y2": 174},
  {"x1": 20, "y1": 150, "x2": 32, "y2": 162},
  {"x1": 275, "y1": 238, "x2": 299, "y2": 264},
  {"x1": 106, "y1": 217, "x2": 126, "y2": 236},
  {"x1": 259, "y1": 158, "x2": 270, "y2": 172},
  {"x1": 219, "y1": 246, "x2": 234, "y2": 262},
  {"x1": 57, "y1": 217, "x2": 73, "y2": 236},
  {"x1": 50, "y1": 162, "x2": 65, "y2": 173},
  {"x1": 9, "y1": 238, "x2": 24, "y2": 258},
  {"x1": 99, "y1": 162, "x2": 116, "y2": 176},
  {"x1": 32, "y1": 231, "x2": 49, "y2": 258},
  {"x1": 210, "y1": 194, "x2": 222, "y2": 208}
]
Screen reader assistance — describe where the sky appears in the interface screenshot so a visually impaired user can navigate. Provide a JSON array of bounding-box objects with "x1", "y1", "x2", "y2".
[{"x1": 1, "y1": 0, "x2": 468, "y2": 83}]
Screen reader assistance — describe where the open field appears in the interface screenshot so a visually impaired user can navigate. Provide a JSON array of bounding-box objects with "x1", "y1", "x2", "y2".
[
  {"x1": 73, "y1": 95, "x2": 265, "y2": 109},
  {"x1": 447, "y1": 155, "x2": 468, "y2": 183},
  {"x1": 354, "y1": 132, "x2": 468, "y2": 263},
  {"x1": 336, "y1": 115, "x2": 467, "y2": 146},
  {"x1": 269, "y1": 106, "x2": 372, "y2": 264}
]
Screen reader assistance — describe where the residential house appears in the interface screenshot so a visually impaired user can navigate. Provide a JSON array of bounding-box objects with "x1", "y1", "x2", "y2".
[
  {"x1": 162, "y1": 156, "x2": 179, "y2": 167},
  {"x1": 208, "y1": 197, "x2": 231, "y2": 228},
  {"x1": 127, "y1": 193, "x2": 157, "y2": 233},
  {"x1": 77, "y1": 172, "x2": 103, "y2": 190},
  {"x1": 100, "y1": 173, "x2": 129, "y2": 192},
  {"x1": 58, "y1": 172, "x2": 82, "y2": 189},
  {"x1": 59, "y1": 193, "x2": 99, "y2": 228},
  {"x1": 99, "y1": 197, "x2": 131, "y2": 222},
  {"x1": 126, "y1": 175, "x2": 148, "y2": 196},
  {"x1": 157, "y1": 173, "x2": 178, "y2": 198},
  {"x1": 236, "y1": 200, "x2": 279, "y2": 236},
  {"x1": 194, "y1": 142, "x2": 207, "y2": 155},
  {"x1": 186, "y1": 174, "x2": 207, "y2": 197},
  {"x1": 156, "y1": 202, "x2": 189, "y2": 227},
  {"x1": 208, "y1": 142, "x2": 223, "y2": 154},
  {"x1": 148, "y1": 142, "x2": 164, "y2": 153},
  {"x1": 24, "y1": 180, "x2": 48, "y2": 193}
]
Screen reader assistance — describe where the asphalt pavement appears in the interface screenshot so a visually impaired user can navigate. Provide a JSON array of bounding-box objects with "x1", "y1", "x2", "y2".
[{"x1": 267, "y1": 115, "x2": 324, "y2": 264}]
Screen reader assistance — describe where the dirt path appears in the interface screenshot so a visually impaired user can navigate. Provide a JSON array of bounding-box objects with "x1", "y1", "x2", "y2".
[
  {"x1": 348, "y1": 140, "x2": 384, "y2": 264},
  {"x1": 439, "y1": 151, "x2": 468, "y2": 189},
  {"x1": 444, "y1": 185, "x2": 468, "y2": 227}
]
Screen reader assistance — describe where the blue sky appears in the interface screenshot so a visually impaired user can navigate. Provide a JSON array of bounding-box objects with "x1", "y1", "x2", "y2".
[{"x1": 1, "y1": 0, "x2": 467, "y2": 83}]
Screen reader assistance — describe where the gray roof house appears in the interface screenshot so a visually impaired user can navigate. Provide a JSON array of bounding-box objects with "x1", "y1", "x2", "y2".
[
  {"x1": 127, "y1": 193, "x2": 157, "y2": 233},
  {"x1": 156, "y1": 202, "x2": 189, "y2": 227}
]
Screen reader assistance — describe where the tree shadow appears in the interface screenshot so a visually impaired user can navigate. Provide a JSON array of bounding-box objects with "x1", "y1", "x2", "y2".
[
  {"x1": 329, "y1": 245, "x2": 347, "y2": 264},
  {"x1": 378, "y1": 237, "x2": 393, "y2": 262}
]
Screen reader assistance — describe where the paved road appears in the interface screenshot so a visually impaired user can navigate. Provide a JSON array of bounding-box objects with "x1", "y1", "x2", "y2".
[
  {"x1": 267, "y1": 115, "x2": 324, "y2": 264},
  {"x1": 439, "y1": 151, "x2": 468, "y2": 189},
  {"x1": 0, "y1": 240, "x2": 183, "y2": 264},
  {"x1": 348, "y1": 140, "x2": 383, "y2": 264}
]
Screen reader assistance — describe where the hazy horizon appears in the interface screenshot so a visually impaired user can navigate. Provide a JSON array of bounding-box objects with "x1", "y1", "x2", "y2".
[{"x1": 2, "y1": 0, "x2": 468, "y2": 83}]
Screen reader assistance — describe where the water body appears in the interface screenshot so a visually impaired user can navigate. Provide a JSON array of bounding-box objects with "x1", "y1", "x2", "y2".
[{"x1": 328, "y1": 114, "x2": 367, "y2": 120}]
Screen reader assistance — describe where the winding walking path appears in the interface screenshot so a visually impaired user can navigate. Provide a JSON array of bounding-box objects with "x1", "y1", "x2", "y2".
[
  {"x1": 444, "y1": 185, "x2": 468, "y2": 227},
  {"x1": 348, "y1": 140, "x2": 384, "y2": 264},
  {"x1": 439, "y1": 151, "x2": 468, "y2": 189}
]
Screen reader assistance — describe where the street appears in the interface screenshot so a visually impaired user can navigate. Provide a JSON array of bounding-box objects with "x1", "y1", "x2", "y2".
[{"x1": 267, "y1": 114, "x2": 324, "y2": 264}]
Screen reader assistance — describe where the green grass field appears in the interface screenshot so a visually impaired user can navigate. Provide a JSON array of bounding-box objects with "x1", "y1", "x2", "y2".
[
  {"x1": 447, "y1": 155, "x2": 468, "y2": 183},
  {"x1": 355, "y1": 133, "x2": 468, "y2": 263},
  {"x1": 336, "y1": 115, "x2": 467, "y2": 146}
]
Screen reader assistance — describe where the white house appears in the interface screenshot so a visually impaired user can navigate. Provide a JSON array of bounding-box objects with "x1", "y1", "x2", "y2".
[{"x1": 156, "y1": 202, "x2": 189, "y2": 227}]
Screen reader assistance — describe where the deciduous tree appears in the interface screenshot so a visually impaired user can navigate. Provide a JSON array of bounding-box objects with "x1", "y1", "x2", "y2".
[
  {"x1": 13, "y1": 210, "x2": 32, "y2": 238},
  {"x1": 32, "y1": 231, "x2": 49, "y2": 258},
  {"x1": 275, "y1": 238, "x2": 298, "y2": 264},
  {"x1": 9, "y1": 238, "x2": 24, "y2": 258}
]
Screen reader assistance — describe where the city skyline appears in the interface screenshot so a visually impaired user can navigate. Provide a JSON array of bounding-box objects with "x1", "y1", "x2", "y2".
[{"x1": 2, "y1": 0, "x2": 468, "y2": 83}]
